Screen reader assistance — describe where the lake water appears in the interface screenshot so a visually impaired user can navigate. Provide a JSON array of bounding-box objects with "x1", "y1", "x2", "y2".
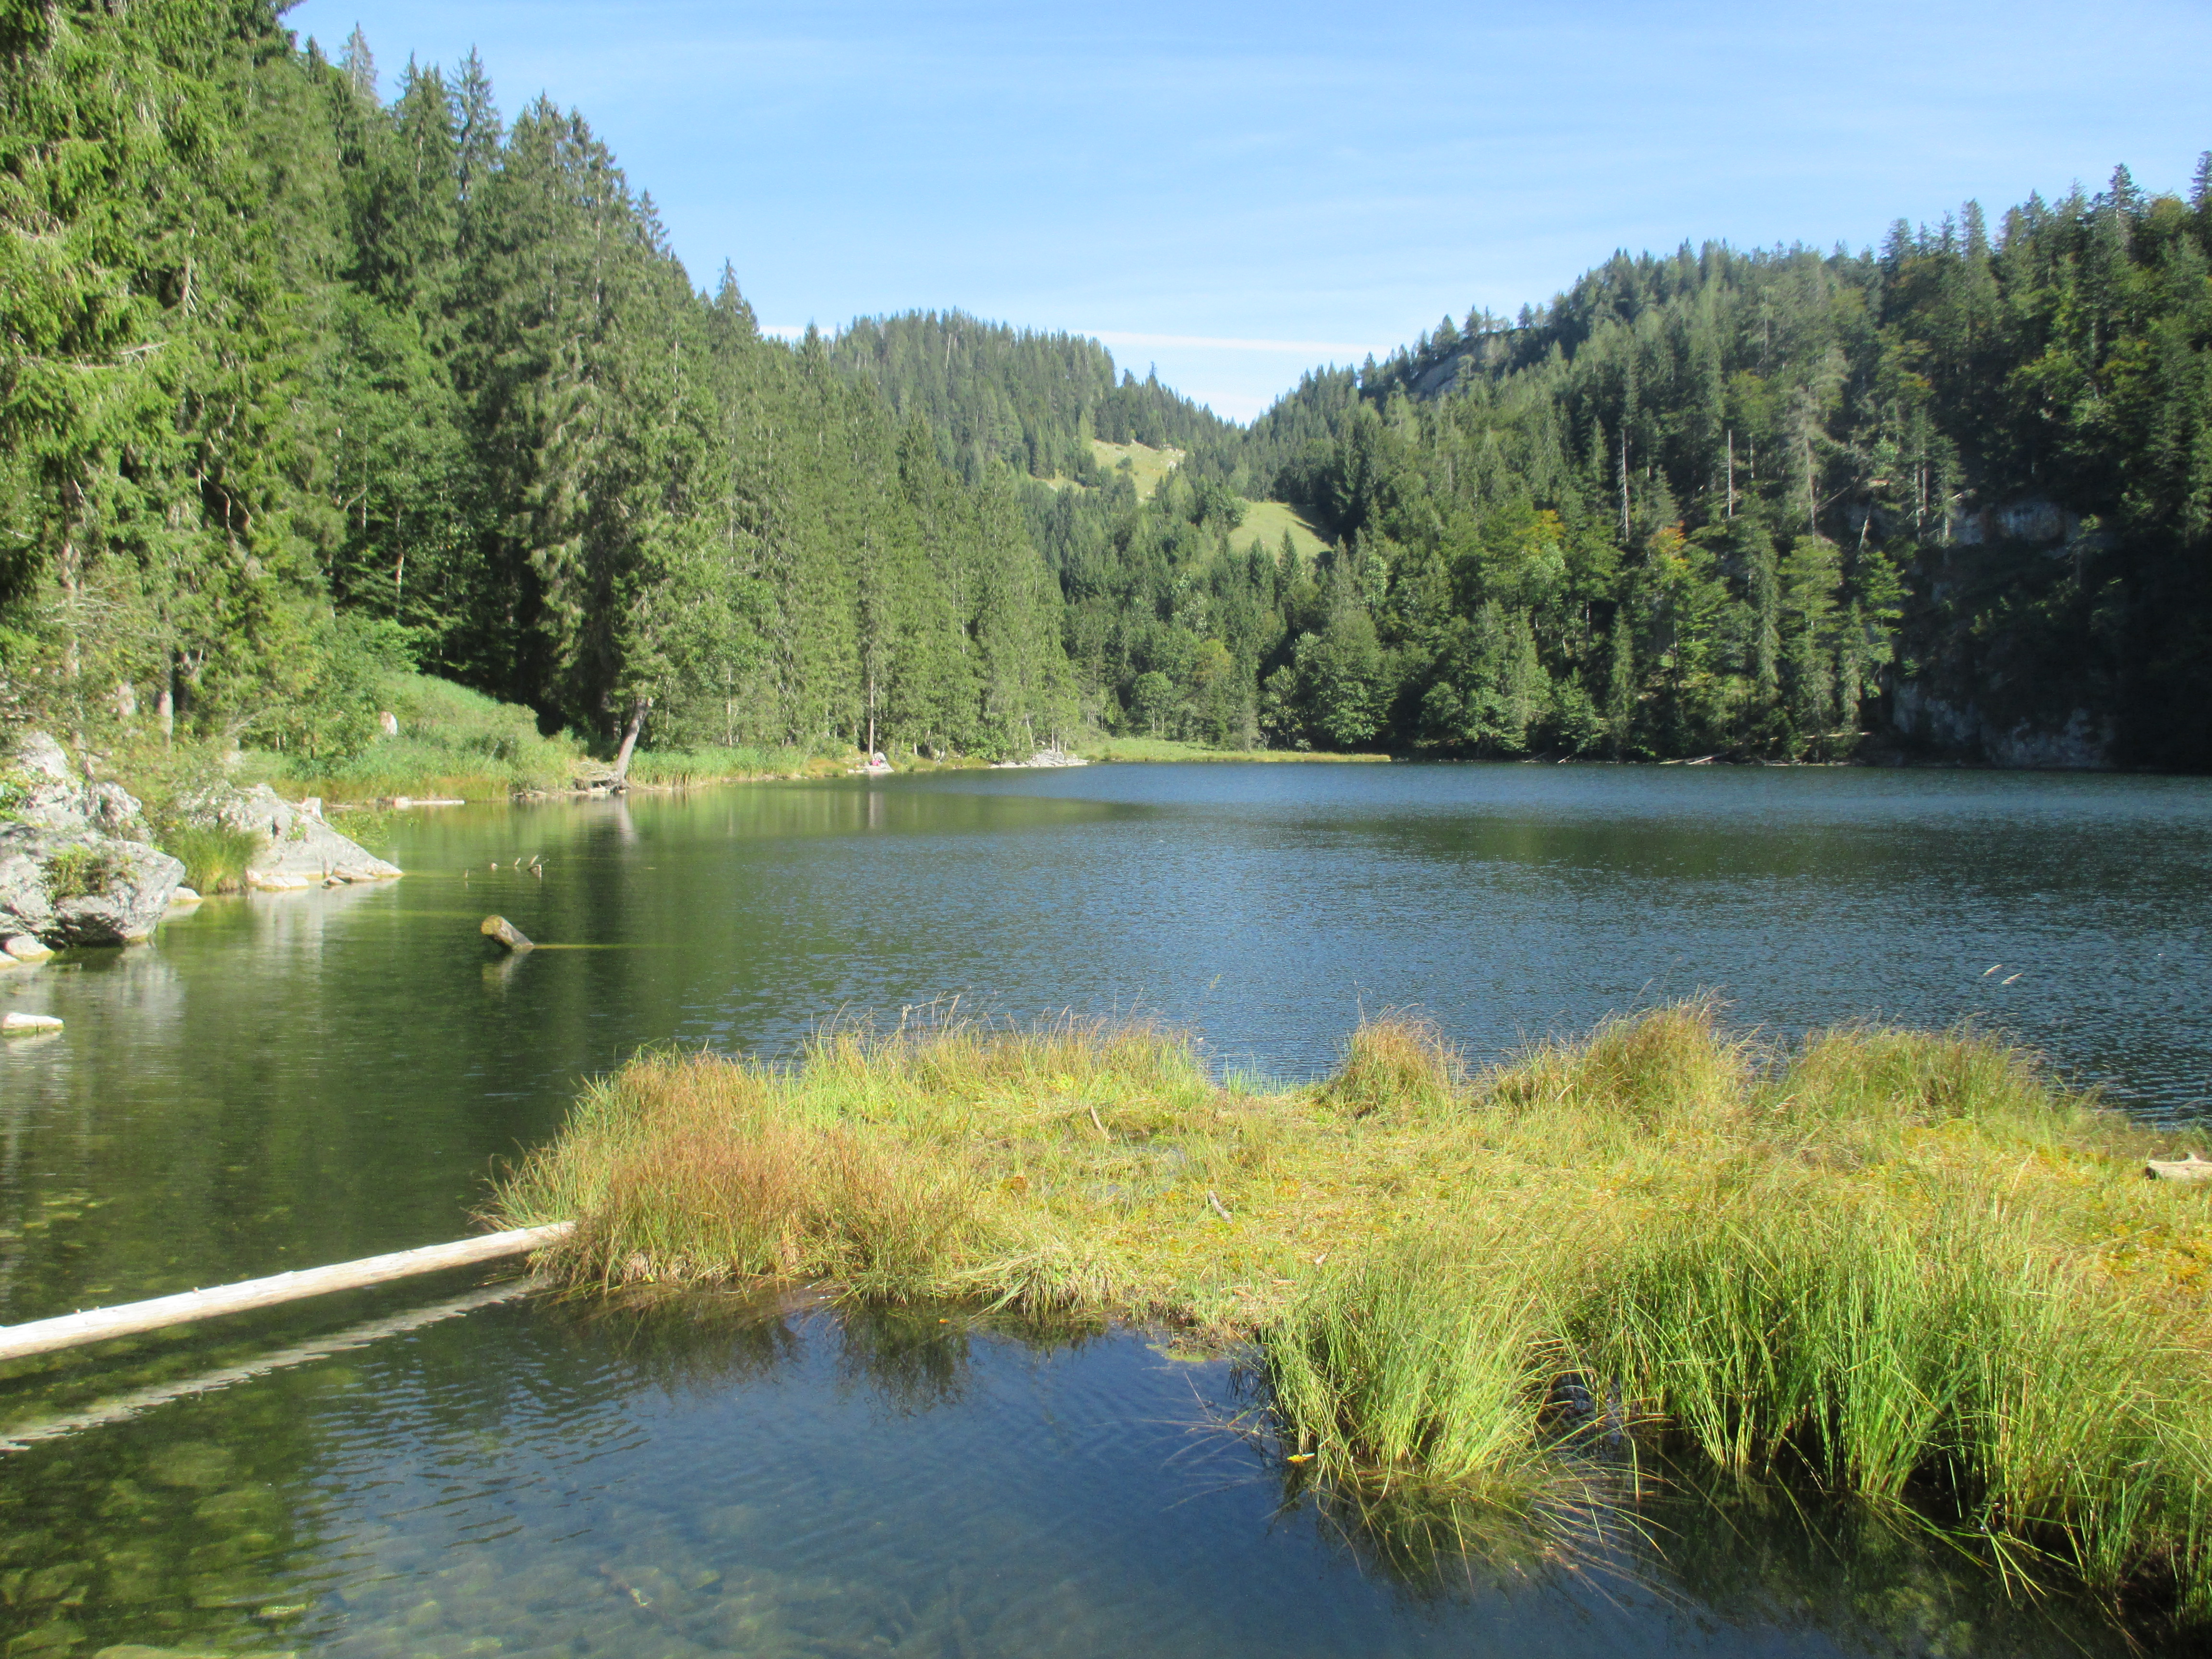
[{"x1": 3, "y1": 760, "x2": 2209, "y2": 1655}]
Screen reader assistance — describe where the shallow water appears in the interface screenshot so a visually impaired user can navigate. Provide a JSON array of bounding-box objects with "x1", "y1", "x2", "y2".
[{"x1": 2, "y1": 760, "x2": 2209, "y2": 1654}]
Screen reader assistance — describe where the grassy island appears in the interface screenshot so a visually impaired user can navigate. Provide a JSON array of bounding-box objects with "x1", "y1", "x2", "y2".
[{"x1": 495, "y1": 1007, "x2": 2212, "y2": 1621}]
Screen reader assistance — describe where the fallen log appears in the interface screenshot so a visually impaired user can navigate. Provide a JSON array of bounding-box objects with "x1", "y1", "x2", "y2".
[
  {"x1": 0, "y1": 1281, "x2": 529, "y2": 1451},
  {"x1": 2145, "y1": 1153, "x2": 2212, "y2": 1182},
  {"x1": 481, "y1": 914, "x2": 533, "y2": 951},
  {"x1": 0, "y1": 1222, "x2": 572, "y2": 1363}
]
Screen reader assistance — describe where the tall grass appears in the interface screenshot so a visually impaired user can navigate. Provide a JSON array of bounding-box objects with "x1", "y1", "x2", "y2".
[
  {"x1": 155, "y1": 823, "x2": 263, "y2": 893},
  {"x1": 268, "y1": 673, "x2": 577, "y2": 800},
  {"x1": 495, "y1": 1003, "x2": 2212, "y2": 1622},
  {"x1": 623, "y1": 744, "x2": 843, "y2": 787}
]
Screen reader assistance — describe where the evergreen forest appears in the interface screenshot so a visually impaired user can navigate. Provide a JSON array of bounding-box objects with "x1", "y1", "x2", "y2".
[{"x1": 4, "y1": 0, "x2": 2210, "y2": 771}]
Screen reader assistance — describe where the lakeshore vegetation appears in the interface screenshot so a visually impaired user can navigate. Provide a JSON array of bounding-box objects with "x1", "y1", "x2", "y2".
[
  {"x1": 4, "y1": 2, "x2": 2210, "y2": 781},
  {"x1": 496, "y1": 1005, "x2": 2212, "y2": 1628}
]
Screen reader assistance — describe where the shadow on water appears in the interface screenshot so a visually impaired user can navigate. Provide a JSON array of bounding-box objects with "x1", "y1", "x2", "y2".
[{"x1": 0, "y1": 1291, "x2": 2154, "y2": 1659}]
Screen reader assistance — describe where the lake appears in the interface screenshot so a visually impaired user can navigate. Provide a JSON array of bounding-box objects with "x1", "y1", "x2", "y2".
[{"x1": 2, "y1": 760, "x2": 2208, "y2": 1655}]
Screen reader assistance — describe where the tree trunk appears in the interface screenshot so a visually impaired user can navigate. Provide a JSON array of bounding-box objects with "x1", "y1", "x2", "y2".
[{"x1": 611, "y1": 694, "x2": 650, "y2": 783}]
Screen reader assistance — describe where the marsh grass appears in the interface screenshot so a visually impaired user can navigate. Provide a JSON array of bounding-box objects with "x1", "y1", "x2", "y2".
[
  {"x1": 495, "y1": 1003, "x2": 2212, "y2": 1622},
  {"x1": 154, "y1": 823, "x2": 263, "y2": 893}
]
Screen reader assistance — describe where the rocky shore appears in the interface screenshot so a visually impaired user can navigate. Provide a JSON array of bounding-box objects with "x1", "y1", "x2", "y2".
[{"x1": 0, "y1": 733, "x2": 399, "y2": 956}]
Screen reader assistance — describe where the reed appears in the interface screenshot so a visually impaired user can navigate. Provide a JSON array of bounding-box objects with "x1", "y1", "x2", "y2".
[{"x1": 494, "y1": 1004, "x2": 2212, "y2": 1620}]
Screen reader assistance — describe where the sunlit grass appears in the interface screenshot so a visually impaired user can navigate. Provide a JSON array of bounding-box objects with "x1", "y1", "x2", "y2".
[
  {"x1": 1078, "y1": 734, "x2": 1389, "y2": 763},
  {"x1": 495, "y1": 1003, "x2": 2212, "y2": 1619}
]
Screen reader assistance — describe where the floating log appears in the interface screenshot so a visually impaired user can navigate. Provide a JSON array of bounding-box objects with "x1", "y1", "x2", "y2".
[
  {"x1": 2146, "y1": 1154, "x2": 2212, "y2": 1182},
  {"x1": 0, "y1": 1281, "x2": 529, "y2": 1452},
  {"x1": 1, "y1": 1012, "x2": 62, "y2": 1034},
  {"x1": 480, "y1": 914, "x2": 533, "y2": 951},
  {"x1": 0, "y1": 1222, "x2": 572, "y2": 1363}
]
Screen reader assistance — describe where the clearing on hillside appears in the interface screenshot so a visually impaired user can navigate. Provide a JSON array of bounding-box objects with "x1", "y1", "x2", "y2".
[
  {"x1": 1232, "y1": 499, "x2": 1330, "y2": 565},
  {"x1": 1090, "y1": 438, "x2": 1184, "y2": 499}
]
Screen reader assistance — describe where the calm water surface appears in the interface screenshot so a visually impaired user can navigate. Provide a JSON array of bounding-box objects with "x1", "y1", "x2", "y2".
[{"x1": 2, "y1": 761, "x2": 2209, "y2": 1655}]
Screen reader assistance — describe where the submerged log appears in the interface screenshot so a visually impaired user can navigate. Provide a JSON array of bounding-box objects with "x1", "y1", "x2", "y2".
[
  {"x1": 0, "y1": 1222, "x2": 573, "y2": 1363},
  {"x1": 480, "y1": 914, "x2": 533, "y2": 951},
  {"x1": 2145, "y1": 1153, "x2": 2212, "y2": 1182}
]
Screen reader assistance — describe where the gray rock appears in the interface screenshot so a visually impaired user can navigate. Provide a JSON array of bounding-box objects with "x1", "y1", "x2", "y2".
[
  {"x1": 87, "y1": 779, "x2": 143, "y2": 833},
  {"x1": 1, "y1": 733, "x2": 184, "y2": 945},
  {"x1": 211, "y1": 784, "x2": 400, "y2": 890},
  {"x1": 0, "y1": 825, "x2": 186, "y2": 946},
  {"x1": 11, "y1": 731, "x2": 87, "y2": 829}
]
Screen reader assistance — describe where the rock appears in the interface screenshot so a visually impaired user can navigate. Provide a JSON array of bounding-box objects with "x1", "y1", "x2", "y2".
[
  {"x1": 10, "y1": 732, "x2": 86, "y2": 829},
  {"x1": 168, "y1": 887, "x2": 202, "y2": 906},
  {"x1": 1, "y1": 733, "x2": 183, "y2": 946},
  {"x1": 206, "y1": 784, "x2": 400, "y2": 890},
  {"x1": 87, "y1": 780, "x2": 142, "y2": 833},
  {"x1": 2, "y1": 935, "x2": 53, "y2": 962},
  {"x1": 2, "y1": 1011, "x2": 63, "y2": 1033},
  {"x1": 378, "y1": 709, "x2": 399, "y2": 736},
  {"x1": 0, "y1": 830, "x2": 186, "y2": 944}
]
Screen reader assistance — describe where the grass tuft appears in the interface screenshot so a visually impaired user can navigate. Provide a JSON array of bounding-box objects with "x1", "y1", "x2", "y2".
[
  {"x1": 495, "y1": 1003, "x2": 2212, "y2": 1624},
  {"x1": 1320, "y1": 1011, "x2": 1465, "y2": 1118},
  {"x1": 155, "y1": 823, "x2": 263, "y2": 894}
]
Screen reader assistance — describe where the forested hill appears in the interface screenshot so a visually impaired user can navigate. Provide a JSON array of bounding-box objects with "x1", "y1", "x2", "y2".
[
  {"x1": 824, "y1": 312, "x2": 1236, "y2": 484},
  {"x1": 1215, "y1": 177, "x2": 2212, "y2": 767},
  {"x1": 0, "y1": 3, "x2": 1073, "y2": 766},
  {"x1": 6, "y1": 0, "x2": 2207, "y2": 774}
]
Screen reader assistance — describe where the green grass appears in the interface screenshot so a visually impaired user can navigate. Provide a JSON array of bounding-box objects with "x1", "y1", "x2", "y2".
[
  {"x1": 495, "y1": 1003, "x2": 2212, "y2": 1624},
  {"x1": 1076, "y1": 734, "x2": 1390, "y2": 763},
  {"x1": 255, "y1": 675, "x2": 860, "y2": 800},
  {"x1": 41, "y1": 845, "x2": 119, "y2": 900},
  {"x1": 155, "y1": 824, "x2": 263, "y2": 894},
  {"x1": 256, "y1": 673, "x2": 579, "y2": 801},
  {"x1": 623, "y1": 745, "x2": 850, "y2": 787},
  {"x1": 1233, "y1": 499, "x2": 1331, "y2": 565},
  {"x1": 1089, "y1": 438, "x2": 1184, "y2": 499}
]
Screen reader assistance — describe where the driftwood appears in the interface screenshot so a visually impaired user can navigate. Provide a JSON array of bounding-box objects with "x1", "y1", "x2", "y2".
[
  {"x1": 0, "y1": 1222, "x2": 572, "y2": 1363},
  {"x1": 2145, "y1": 1154, "x2": 2212, "y2": 1183},
  {"x1": 480, "y1": 914, "x2": 533, "y2": 951},
  {"x1": 0, "y1": 1281, "x2": 528, "y2": 1451}
]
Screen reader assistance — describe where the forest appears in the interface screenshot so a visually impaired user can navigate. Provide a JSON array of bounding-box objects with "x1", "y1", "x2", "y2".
[
  {"x1": 0, "y1": 0, "x2": 1074, "y2": 773},
  {"x1": 3, "y1": 0, "x2": 2209, "y2": 770},
  {"x1": 945, "y1": 182, "x2": 2212, "y2": 767}
]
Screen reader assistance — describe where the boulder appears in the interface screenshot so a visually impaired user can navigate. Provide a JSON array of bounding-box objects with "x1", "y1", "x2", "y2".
[
  {"x1": 0, "y1": 826, "x2": 186, "y2": 945},
  {"x1": 2, "y1": 935, "x2": 53, "y2": 962},
  {"x1": 1, "y1": 733, "x2": 184, "y2": 946},
  {"x1": 210, "y1": 784, "x2": 400, "y2": 890}
]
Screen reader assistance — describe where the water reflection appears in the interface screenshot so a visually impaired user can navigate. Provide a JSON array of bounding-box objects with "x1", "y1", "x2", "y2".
[{"x1": 0, "y1": 1294, "x2": 2156, "y2": 1658}]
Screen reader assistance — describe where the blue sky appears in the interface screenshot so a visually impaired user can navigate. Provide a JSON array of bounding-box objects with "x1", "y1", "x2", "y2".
[{"x1": 286, "y1": 0, "x2": 2212, "y2": 421}]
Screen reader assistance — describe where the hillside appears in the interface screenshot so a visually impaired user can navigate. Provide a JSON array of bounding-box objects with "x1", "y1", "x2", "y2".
[
  {"x1": 1217, "y1": 176, "x2": 2212, "y2": 766},
  {"x1": 823, "y1": 311, "x2": 1237, "y2": 485}
]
